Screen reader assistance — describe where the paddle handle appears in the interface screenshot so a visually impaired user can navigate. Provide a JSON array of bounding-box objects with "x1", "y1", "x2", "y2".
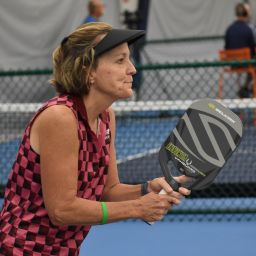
[{"x1": 146, "y1": 189, "x2": 167, "y2": 225}]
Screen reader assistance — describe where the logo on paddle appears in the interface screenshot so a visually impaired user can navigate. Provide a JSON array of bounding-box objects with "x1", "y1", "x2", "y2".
[
  {"x1": 165, "y1": 142, "x2": 205, "y2": 177},
  {"x1": 208, "y1": 102, "x2": 235, "y2": 124}
]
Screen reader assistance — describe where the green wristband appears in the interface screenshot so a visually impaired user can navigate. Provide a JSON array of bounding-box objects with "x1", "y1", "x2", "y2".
[{"x1": 100, "y1": 202, "x2": 108, "y2": 225}]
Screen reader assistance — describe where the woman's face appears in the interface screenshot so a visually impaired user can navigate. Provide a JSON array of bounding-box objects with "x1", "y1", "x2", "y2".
[{"x1": 91, "y1": 42, "x2": 136, "y2": 100}]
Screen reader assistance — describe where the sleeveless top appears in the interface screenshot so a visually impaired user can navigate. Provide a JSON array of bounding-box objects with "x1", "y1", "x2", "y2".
[{"x1": 0, "y1": 95, "x2": 111, "y2": 255}]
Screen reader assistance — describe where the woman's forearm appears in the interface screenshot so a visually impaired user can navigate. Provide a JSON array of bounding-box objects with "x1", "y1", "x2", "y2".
[
  {"x1": 52, "y1": 196, "x2": 140, "y2": 226},
  {"x1": 102, "y1": 183, "x2": 142, "y2": 201},
  {"x1": 51, "y1": 184, "x2": 143, "y2": 226}
]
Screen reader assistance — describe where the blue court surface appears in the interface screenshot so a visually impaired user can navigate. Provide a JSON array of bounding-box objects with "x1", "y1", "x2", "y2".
[{"x1": 81, "y1": 219, "x2": 256, "y2": 256}]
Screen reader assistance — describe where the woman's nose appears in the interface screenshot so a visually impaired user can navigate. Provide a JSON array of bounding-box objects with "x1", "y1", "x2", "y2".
[{"x1": 128, "y1": 59, "x2": 137, "y2": 76}]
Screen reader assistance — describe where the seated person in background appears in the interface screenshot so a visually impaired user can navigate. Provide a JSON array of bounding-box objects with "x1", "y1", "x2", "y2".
[
  {"x1": 244, "y1": 2, "x2": 256, "y2": 44},
  {"x1": 84, "y1": 0, "x2": 105, "y2": 23},
  {"x1": 224, "y1": 2, "x2": 255, "y2": 98}
]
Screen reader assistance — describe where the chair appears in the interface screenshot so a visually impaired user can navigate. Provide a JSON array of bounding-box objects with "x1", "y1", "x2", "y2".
[{"x1": 218, "y1": 48, "x2": 256, "y2": 98}]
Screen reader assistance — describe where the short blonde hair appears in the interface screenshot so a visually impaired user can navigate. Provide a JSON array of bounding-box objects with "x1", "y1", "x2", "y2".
[{"x1": 50, "y1": 22, "x2": 112, "y2": 96}]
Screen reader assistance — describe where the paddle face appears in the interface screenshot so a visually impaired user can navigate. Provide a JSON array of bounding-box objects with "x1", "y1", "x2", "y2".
[{"x1": 159, "y1": 99, "x2": 243, "y2": 191}]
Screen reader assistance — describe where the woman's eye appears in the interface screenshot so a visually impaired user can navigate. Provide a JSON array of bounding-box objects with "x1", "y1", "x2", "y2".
[{"x1": 117, "y1": 58, "x2": 124, "y2": 63}]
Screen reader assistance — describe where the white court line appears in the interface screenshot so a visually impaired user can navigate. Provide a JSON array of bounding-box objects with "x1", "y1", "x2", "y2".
[
  {"x1": 0, "y1": 103, "x2": 42, "y2": 112},
  {"x1": 117, "y1": 148, "x2": 159, "y2": 164},
  {"x1": 1, "y1": 98, "x2": 256, "y2": 112}
]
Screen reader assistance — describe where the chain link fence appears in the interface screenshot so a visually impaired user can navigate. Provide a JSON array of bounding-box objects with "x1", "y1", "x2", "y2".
[
  {"x1": 1, "y1": 60, "x2": 255, "y2": 102},
  {"x1": 1, "y1": 59, "x2": 256, "y2": 220}
]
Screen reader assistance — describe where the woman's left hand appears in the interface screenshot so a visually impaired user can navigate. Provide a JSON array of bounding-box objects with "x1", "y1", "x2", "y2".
[{"x1": 148, "y1": 176, "x2": 191, "y2": 196}]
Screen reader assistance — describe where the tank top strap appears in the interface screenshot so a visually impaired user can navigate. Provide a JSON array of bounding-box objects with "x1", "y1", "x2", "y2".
[{"x1": 24, "y1": 95, "x2": 77, "y2": 137}]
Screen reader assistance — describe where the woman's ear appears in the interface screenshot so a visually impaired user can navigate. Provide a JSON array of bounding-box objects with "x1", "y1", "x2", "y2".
[{"x1": 88, "y1": 70, "x2": 96, "y2": 86}]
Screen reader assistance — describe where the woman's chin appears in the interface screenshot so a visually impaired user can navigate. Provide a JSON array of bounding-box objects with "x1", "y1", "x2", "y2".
[{"x1": 119, "y1": 89, "x2": 134, "y2": 100}]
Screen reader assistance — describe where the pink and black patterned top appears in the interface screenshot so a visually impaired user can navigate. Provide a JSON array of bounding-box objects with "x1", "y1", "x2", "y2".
[{"x1": 0, "y1": 95, "x2": 111, "y2": 255}]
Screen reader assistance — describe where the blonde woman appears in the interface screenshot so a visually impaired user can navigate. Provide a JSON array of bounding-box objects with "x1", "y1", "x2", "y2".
[{"x1": 0, "y1": 22, "x2": 190, "y2": 255}]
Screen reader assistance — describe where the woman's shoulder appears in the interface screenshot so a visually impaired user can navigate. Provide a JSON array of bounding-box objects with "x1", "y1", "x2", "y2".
[
  {"x1": 39, "y1": 103, "x2": 76, "y2": 124},
  {"x1": 34, "y1": 95, "x2": 77, "y2": 129},
  {"x1": 37, "y1": 94, "x2": 76, "y2": 118}
]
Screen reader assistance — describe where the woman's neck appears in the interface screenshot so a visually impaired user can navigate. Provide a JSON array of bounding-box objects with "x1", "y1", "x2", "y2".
[{"x1": 82, "y1": 92, "x2": 112, "y2": 124}]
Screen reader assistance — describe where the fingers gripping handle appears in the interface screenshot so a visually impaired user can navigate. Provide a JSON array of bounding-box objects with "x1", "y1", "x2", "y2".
[
  {"x1": 145, "y1": 178, "x2": 180, "y2": 225},
  {"x1": 146, "y1": 189, "x2": 167, "y2": 225}
]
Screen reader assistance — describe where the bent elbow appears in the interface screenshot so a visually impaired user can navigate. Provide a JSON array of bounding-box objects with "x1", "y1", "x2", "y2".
[
  {"x1": 47, "y1": 204, "x2": 75, "y2": 226},
  {"x1": 48, "y1": 209, "x2": 66, "y2": 226}
]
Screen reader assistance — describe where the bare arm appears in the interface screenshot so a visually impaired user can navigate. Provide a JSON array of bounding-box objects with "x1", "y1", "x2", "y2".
[
  {"x1": 32, "y1": 105, "x2": 186, "y2": 226},
  {"x1": 101, "y1": 107, "x2": 143, "y2": 202},
  {"x1": 33, "y1": 105, "x2": 144, "y2": 226}
]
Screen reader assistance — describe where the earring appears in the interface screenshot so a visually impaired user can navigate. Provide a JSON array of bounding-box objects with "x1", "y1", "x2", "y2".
[{"x1": 90, "y1": 79, "x2": 94, "y2": 86}]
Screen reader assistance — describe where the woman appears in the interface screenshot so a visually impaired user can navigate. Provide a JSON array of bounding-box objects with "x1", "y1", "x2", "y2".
[{"x1": 0, "y1": 22, "x2": 190, "y2": 255}]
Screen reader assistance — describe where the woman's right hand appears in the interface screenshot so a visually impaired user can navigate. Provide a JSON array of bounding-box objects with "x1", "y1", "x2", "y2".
[{"x1": 136, "y1": 190, "x2": 183, "y2": 222}]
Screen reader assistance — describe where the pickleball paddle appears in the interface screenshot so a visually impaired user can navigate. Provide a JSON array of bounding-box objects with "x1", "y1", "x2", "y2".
[{"x1": 148, "y1": 99, "x2": 243, "y2": 224}]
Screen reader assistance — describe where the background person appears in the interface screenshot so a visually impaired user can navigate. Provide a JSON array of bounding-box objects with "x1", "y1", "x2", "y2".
[
  {"x1": 224, "y1": 2, "x2": 256, "y2": 98},
  {"x1": 84, "y1": 0, "x2": 105, "y2": 23}
]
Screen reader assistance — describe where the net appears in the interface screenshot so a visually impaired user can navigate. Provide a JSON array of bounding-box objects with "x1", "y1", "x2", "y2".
[{"x1": 1, "y1": 99, "x2": 256, "y2": 219}]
